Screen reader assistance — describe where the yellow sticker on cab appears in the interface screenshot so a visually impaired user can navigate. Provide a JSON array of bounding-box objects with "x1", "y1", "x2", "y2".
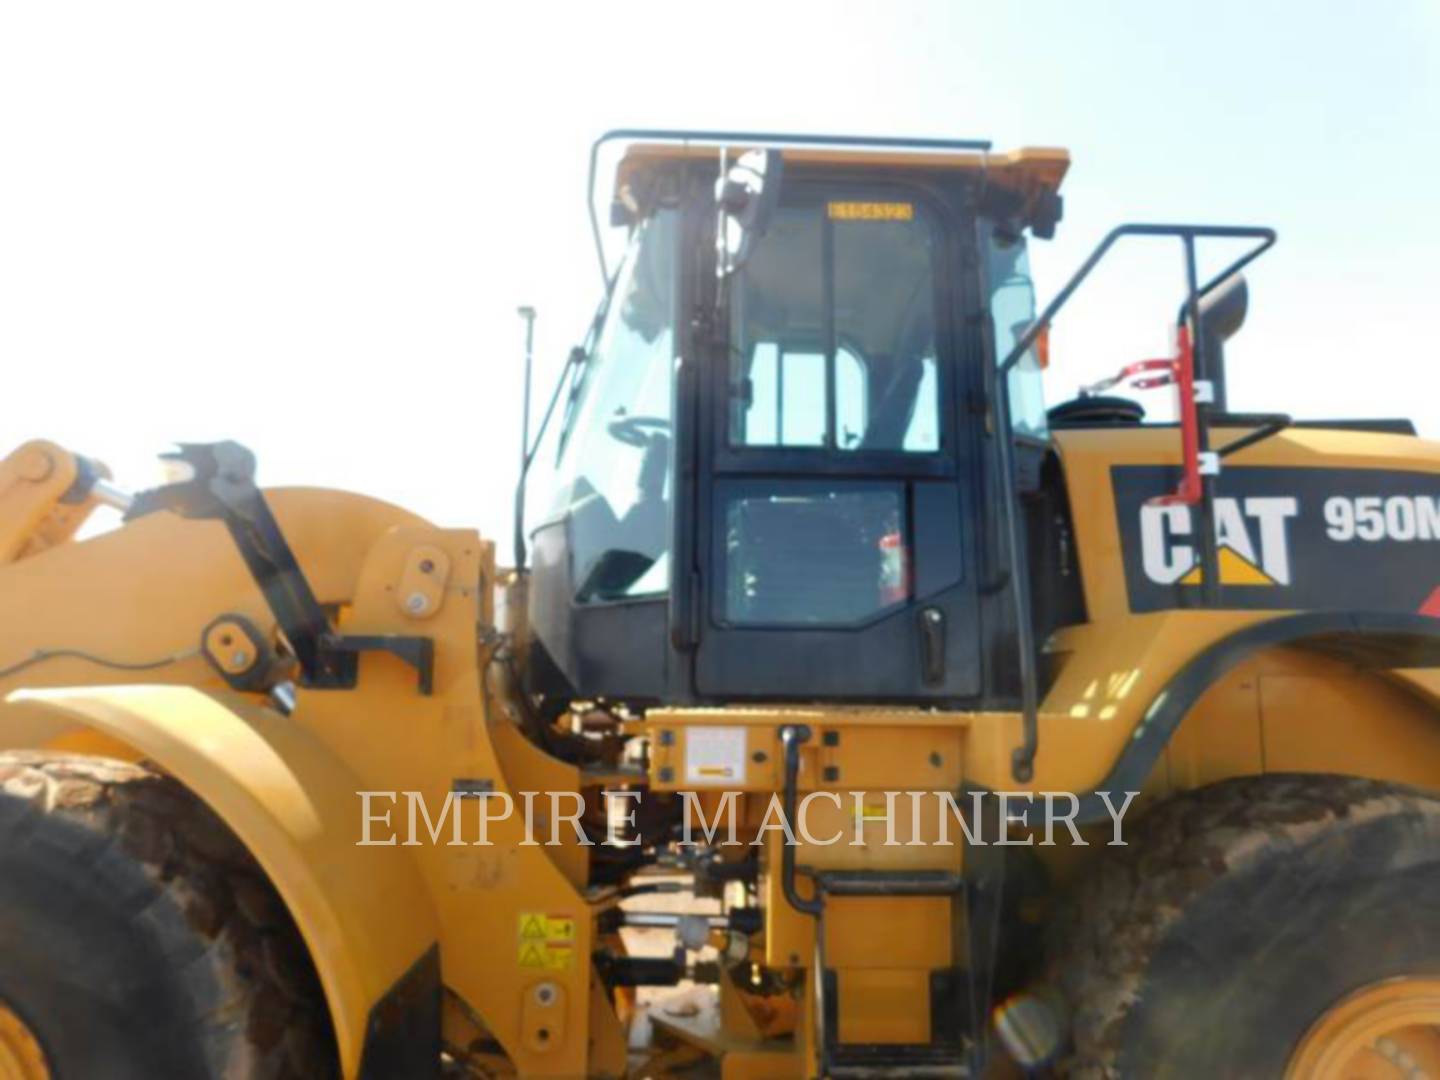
[{"x1": 827, "y1": 201, "x2": 915, "y2": 222}]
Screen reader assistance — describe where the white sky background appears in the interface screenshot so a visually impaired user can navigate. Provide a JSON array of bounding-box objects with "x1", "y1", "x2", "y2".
[{"x1": 2, "y1": 2, "x2": 1437, "y2": 556}]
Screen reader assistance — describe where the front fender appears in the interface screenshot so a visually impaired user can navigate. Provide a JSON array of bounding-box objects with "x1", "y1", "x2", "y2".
[{"x1": 4, "y1": 684, "x2": 438, "y2": 1079}]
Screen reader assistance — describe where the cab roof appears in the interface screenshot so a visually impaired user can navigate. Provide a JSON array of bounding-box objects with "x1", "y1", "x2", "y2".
[
  {"x1": 586, "y1": 130, "x2": 1070, "y2": 276},
  {"x1": 616, "y1": 141, "x2": 1068, "y2": 193},
  {"x1": 609, "y1": 135, "x2": 1070, "y2": 225}
]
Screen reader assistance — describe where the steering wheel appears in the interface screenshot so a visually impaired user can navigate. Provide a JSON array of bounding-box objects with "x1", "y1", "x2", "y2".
[{"x1": 606, "y1": 415, "x2": 671, "y2": 447}]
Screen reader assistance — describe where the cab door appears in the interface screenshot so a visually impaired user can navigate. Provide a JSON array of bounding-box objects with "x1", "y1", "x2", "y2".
[{"x1": 691, "y1": 181, "x2": 983, "y2": 702}]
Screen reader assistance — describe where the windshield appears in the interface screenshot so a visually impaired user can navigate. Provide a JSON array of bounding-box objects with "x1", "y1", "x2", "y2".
[
  {"x1": 984, "y1": 224, "x2": 1048, "y2": 437},
  {"x1": 532, "y1": 208, "x2": 679, "y2": 602}
]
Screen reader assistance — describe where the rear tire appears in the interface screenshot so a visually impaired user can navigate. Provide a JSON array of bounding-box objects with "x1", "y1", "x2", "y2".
[
  {"x1": 1052, "y1": 774, "x2": 1440, "y2": 1078},
  {"x1": 0, "y1": 752, "x2": 338, "y2": 1079}
]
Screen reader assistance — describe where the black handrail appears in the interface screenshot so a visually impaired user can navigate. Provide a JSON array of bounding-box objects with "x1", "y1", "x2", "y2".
[
  {"x1": 996, "y1": 224, "x2": 1276, "y2": 380},
  {"x1": 778, "y1": 724, "x2": 822, "y2": 917},
  {"x1": 995, "y1": 224, "x2": 1277, "y2": 782}
]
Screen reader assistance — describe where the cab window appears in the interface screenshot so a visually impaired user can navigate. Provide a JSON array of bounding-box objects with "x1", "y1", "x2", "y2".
[
  {"x1": 727, "y1": 200, "x2": 941, "y2": 454},
  {"x1": 984, "y1": 224, "x2": 1048, "y2": 436},
  {"x1": 544, "y1": 209, "x2": 678, "y2": 602}
]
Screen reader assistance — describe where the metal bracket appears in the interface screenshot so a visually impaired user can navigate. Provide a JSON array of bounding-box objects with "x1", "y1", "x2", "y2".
[{"x1": 128, "y1": 442, "x2": 434, "y2": 696}]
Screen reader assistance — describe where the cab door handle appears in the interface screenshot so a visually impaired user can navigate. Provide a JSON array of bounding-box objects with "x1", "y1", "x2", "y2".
[{"x1": 919, "y1": 605, "x2": 946, "y2": 685}]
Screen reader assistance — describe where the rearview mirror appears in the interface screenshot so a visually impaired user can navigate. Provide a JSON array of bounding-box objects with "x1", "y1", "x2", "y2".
[
  {"x1": 575, "y1": 549, "x2": 656, "y2": 603},
  {"x1": 1198, "y1": 273, "x2": 1248, "y2": 341},
  {"x1": 1195, "y1": 274, "x2": 1248, "y2": 411},
  {"x1": 715, "y1": 148, "x2": 783, "y2": 277}
]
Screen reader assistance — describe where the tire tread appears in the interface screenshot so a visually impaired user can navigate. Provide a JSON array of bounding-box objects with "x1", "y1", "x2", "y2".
[
  {"x1": 1054, "y1": 773, "x2": 1440, "y2": 1078},
  {"x1": 0, "y1": 751, "x2": 337, "y2": 1079}
]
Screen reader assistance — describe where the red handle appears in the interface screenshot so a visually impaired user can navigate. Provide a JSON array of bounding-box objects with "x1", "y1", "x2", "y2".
[{"x1": 1150, "y1": 324, "x2": 1201, "y2": 506}]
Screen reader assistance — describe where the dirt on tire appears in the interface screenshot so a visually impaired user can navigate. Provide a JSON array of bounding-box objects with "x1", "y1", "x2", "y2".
[
  {"x1": 0, "y1": 751, "x2": 338, "y2": 1079},
  {"x1": 1050, "y1": 773, "x2": 1440, "y2": 1078}
]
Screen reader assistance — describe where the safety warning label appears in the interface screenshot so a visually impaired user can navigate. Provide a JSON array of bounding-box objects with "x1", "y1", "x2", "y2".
[
  {"x1": 684, "y1": 726, "x2": 747, "y2": 786},
  {"x1": 518, "y1": 912, "x2": 576, "y2": 970}
]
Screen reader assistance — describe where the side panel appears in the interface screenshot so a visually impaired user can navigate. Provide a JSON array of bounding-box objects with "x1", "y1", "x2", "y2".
[
  {"x1": 1165, "y1": 648, "x2": 1440, "y2": 792},
  {"x1": 6, "y1": 685, "x2": 439, "y2": 1080},
  {"x1": 1257, "y1": 655, "x2": 1440, "y2": 784},
  {"x1": 1052, "y1": 424, "x2": 1440, "y2": 624}
]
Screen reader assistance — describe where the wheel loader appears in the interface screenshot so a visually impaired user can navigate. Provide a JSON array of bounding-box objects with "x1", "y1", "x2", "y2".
[{"x1": 3, "y1": 129, "x2": 1440, "y2": 1079}]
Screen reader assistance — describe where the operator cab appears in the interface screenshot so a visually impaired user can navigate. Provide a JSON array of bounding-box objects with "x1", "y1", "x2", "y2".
[{"x1": 523, "y1": 133, "x2": 1070, "y2": 715}]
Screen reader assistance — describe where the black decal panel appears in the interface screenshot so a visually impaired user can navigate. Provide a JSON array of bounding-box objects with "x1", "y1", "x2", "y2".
[{"x1": 1112, "y1": 466, "x2": 1440, "y2": 614}]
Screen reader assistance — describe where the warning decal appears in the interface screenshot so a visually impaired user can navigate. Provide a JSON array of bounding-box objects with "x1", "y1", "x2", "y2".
[
  {"x1": 518, "y1": 912, "x2": 576, "y2": 970},
  {"x1": 683, "y1": 726, "x2": 748, "y2": 786}
]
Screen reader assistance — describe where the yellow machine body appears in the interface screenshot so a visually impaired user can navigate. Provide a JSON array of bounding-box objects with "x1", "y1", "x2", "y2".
[
  {"x1": 4, "y1": 419, "x2": 1438, "y2": 1077},
  {"x1": 3, "y1": 135, "x2": 1439, "y2": 1079}
]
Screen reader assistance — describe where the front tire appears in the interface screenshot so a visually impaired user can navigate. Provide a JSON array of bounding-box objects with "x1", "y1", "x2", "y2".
[
  {"x1": 1053, "y1": 774, "x2": 1440, "y2": 1078},
  {"x1": 0, "y1": 752, "x2": 337, "y2": 1079}
]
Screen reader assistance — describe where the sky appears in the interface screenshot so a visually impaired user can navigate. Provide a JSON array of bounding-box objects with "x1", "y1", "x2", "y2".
[{"x1": 2, "y1": 1, "x2": 1437, "y2": 555}]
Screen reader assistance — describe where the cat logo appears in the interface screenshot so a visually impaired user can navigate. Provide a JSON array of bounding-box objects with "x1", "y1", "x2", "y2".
[
  {"x1": 1140, "y1": 497, "x2": 1299, "y2": 586},
  {"x1": 1115, "y1": 465, "x2": 1440, "y2": 614}
]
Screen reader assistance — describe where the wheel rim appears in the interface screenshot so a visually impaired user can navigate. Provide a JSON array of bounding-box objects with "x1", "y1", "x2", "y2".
[
  {"x1": 0, "y1": 1002, "x2": 49, "y2": 1080},
  {"x1": 1289, "y1": 976, "x2": 1440, "y2": 1078}
]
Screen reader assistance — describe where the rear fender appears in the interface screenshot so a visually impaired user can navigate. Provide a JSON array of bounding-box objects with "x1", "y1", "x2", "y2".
[{"x1": 1071, "y1": 612, "x2": 1440, "y2": 821}]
